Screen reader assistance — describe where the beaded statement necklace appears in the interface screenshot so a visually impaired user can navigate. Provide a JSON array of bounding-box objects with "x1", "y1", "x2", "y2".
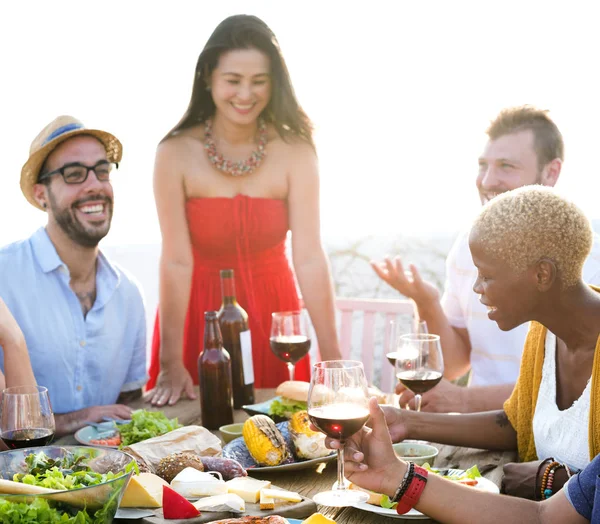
[{"x1": 204, "y1": 118, "x2": 268, "y2": 177}]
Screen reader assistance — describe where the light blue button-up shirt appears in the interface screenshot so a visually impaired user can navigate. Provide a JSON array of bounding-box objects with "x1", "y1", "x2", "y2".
[{"x1": 0, "y1": 228, "x2": 147, "y2": 414}]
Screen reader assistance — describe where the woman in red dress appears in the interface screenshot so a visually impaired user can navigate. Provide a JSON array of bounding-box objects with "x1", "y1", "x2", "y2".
[{"x1": 145, "y1": 15, "x2": 341, "y2": 406}]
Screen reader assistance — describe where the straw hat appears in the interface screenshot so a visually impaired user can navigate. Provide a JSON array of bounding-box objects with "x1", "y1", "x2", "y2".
[{"x1": 20, "y1": 115, "x2": 123, "y2": 210}]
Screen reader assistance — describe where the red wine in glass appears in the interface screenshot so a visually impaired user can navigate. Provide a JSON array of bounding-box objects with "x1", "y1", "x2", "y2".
[
  {"x1": 270, "y1": 335, "x2": 311, "y2": 365},
  {"x1": 0, "y1": 386, "x2": 55, "y2": 449},
  {"x1": 270, "y1": 311, "x2": 311, "y2": 381},
  {"x1": 1, "y1": 428, "x2": 55, "y2": 449},
  {"x1": 397, "y1": 369, "x2": 443, "y2": 394},
  {"x1": 308, "y1": 404, "x2": 370, "y2": 441},
  {"x1": 395, "y1": 334, "x2": 444, "y2": 412},
  {"x1": 308, "y1": 360, "x2": 370, "y2": 507}
]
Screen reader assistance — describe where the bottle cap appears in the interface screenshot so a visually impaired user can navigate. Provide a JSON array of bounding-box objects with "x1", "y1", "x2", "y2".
[
  {"x1": 220, "y1": 269, "x2": 234, "y2": 278},
  {"x1": 204, "y1": 310, "x2": 218, "y2": 320}
]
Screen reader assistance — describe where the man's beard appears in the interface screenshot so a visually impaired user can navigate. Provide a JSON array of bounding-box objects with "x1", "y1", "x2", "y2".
[{"x1": 47, "y1": 189, "x2": 113, "y2": 248}]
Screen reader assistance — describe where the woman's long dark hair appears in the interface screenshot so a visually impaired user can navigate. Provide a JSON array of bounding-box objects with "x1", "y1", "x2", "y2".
[{"x1": 163, "y1": 15, "x2": 314, "y2": 147}]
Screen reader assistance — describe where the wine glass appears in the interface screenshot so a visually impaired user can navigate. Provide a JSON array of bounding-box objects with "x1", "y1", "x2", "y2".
[
  {"x1": 1, "y1": 385, "x2": 55, "y2": 449},
  {"x1": 307, "y1": 360, "x2": 370, "y2": 507},
  {"x1": 270, "y1": 310, "x2": 311, "y2": 381},
  {"x1": 395, "y1": 333, "x2": 444, "y2": 412},
  {"x1": 385, "y1": 318, "x2": 429, "y2": 367}
]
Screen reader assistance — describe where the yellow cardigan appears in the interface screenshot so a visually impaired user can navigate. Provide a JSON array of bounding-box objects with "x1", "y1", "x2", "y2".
[{"x1": 503, "y1": 321, "x2": 600, "y2": 462}]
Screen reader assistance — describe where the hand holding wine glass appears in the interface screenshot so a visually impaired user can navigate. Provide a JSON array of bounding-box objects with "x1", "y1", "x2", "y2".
[
  {"x1": 308, "y1": 360, "x2": 371, "y2": 506},
  {"x1": 1, "y1": 385, "x2": 55, "y2": 449},
  {"x1": 395, "y1": 334, "x2": 444, "y2": 412},
  {"x1": 270, "y1": 310, "x2": 311, "y2": 381}
]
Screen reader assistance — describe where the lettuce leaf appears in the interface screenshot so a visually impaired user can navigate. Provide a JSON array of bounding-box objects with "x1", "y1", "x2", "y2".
[
  {"x1": 380, "y1": 494, "x2": 398, "y2": 509},
  {"x1": 118, "y1": 409, "x2": 182, "y2": 446},
  {"x1": 268, "y1": 399, "x2": 307, "y2": 417}
]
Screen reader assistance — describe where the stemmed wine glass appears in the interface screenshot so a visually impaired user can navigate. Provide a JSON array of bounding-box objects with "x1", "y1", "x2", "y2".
[
  {"x1": 1, "y1": 386, "x2": 55, "y2": 449},
  {"x1": 307, "y1": 360, "x2": 370, "y2": 507},
  {"x1": 270, "y1": 310, "x2": 311, "y2": 381},
  {"x1": 386, "y1": 318, "x2": 429, "y2": 367},
  {"x1": 395, "y1": 333, "x2": 444, "y2": 412}
]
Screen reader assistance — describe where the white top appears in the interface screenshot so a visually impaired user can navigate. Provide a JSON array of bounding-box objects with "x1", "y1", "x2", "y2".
[
  {"x1": 533, "y1": 331, "x2": 590, "y2": 471},
  {"x1": 440, "y1": 230, "x2": 600, "y2": 386}
]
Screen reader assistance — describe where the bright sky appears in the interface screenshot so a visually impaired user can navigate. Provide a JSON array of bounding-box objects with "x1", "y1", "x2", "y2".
[{"x1": 2, "y1": 0, "x2": 600, "y2": 246}]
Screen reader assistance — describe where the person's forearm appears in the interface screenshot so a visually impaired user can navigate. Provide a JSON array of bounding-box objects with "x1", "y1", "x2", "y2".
[
  {"x1": 418, "y1": 473, "x2": 543, "y2": 523},
  {"x1": 294, "y1": 252, "x2": 341, "y2": 360},
  {"x1": 404, "y1": 409, "x2": 517, "y2": 450},
  {"x1": 54, "y1": 409, "x2": 93, "y2": 437},
  {"x1": 462, "y1": 384, "x2": 515, "y2": 412},
  {"x1": 158, "y1": 259, "x2": 193, "y2": 367},
  {"x1": 416, "y1": 300, "x2": 471, "y2": 379},
  {"x1": 3, "y1": 337, "x2": 36, "y2": 388}
]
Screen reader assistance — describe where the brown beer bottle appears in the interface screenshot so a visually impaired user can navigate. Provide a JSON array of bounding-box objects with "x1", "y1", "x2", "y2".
[
  {"x1": 218, "y1": 269, "x2": 255, "y2": 408},
  {"x1": 198, "y1": 311, "x2": 234, "y2": 429}
]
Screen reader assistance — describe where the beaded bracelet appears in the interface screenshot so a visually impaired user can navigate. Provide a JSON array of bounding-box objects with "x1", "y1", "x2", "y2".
[
  {"x1": 534, "y1": 458, "x2": 554, "y2": 500},
  {"x1": 540, "y1": 461, "x2": 560, "y2": 500}
]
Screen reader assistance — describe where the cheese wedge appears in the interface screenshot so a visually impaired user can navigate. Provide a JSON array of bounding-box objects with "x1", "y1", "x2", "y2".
[
  {"x1": 193, "y1": 493, "x2": 245, "y2": 513},
  {"x1": 260, "y1": 487, "x2": 302, "y2": 503},
  {"x1": 259, "y1": 489, "x2": 275, "y2": 510},
  {"x1": 225, "y1": 476, "x2": 271, "y2": 503},
  {"x1": 171, "y1": 467, "x2": 227, "y2": 498},
  {"x1": 302, "y1": 513, "x2": 337, "y2": 524},
  {"x1": 119, "y1": 473, "x2": 169, "y2": 508}
]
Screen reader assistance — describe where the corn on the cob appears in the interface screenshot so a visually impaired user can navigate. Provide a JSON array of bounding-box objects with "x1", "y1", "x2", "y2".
[
  {"x1": 242, "y1": 415, "x2": 288, "y2": 466},
  {"x1": 289, "y1": 410, "x2": 330, "y2": 460}
]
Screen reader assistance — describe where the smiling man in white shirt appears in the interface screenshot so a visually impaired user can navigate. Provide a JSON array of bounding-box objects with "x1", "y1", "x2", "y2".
[{"x1": 372, "y1": 105, "x2": 600, "y2": 412}]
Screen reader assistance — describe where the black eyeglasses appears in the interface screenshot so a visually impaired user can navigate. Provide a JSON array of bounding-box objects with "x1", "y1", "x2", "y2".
[{"x1": 38, "y1": 161, "x2": 118, "y2": 185}]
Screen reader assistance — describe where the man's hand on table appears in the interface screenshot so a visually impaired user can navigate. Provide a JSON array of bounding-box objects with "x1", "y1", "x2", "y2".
[
  {"x1": 54, "y1": 404, "x2": 133, "y2": 437},
  {"x1": 143, "y1": 364, "x2": 197, "y2": 407}
]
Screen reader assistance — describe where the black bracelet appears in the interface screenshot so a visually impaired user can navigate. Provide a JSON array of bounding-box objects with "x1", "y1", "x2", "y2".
[{"x1": 392, "y1": 462, "x2": 415, "y2": 503}]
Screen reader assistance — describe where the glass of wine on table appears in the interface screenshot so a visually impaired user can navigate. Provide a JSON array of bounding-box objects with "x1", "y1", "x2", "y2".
[
  {"x1": 270, "y1": 310, "x2": 311, "y2": 381},
  {"x1": 308, "y1": 360, "x2": 371, "y2": 507},
  {"x1": 386, "y1": 318, "x2": 428, "y2": 367},
  {"x1": 395, "y1": 333, "x2": 444, "y2": 412},
  {"x1": 1, "y1": 385, "x2": 55, "y2": 449}
]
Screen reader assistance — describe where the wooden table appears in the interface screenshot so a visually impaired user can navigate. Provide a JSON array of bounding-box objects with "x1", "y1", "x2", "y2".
[{"x1": 56, "y1": 389, "x2": 517, "y2": 523}]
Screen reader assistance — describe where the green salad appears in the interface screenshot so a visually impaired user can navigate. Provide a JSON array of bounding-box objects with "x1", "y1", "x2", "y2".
[
  {"x1": 0, "y1": 450, "x2": 136, "y2": 524},
  {"x1": 268, "y1": 398, "x2": 307, "y2": 417},
  {"x1": 118, "y1": 409, "x2": 182, "y2": 447}
]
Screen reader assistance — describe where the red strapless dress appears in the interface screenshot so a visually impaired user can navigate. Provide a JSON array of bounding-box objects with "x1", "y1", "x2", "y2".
[{"x1": 147, "y1": 195, "x2": 310, "y2": 390}]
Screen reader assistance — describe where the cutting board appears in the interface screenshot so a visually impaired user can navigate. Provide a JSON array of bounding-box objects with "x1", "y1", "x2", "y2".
[{"x1": 141, "y1": 489, "x2": 316, "y2": 523}]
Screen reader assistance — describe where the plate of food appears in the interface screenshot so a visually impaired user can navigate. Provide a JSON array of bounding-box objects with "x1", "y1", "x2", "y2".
[
  {"x1": 243, "y1": 381, "x2": 309, "y2": 423},
  {"x1": 74, "y1": 409, "x2": 182, "y2": 449},
  {"x1": 350, "y1": 464, "x2": 499, "y2": 520},
  {"x1": 223, "y1": 412, "x2": 336, "y2": 473}
]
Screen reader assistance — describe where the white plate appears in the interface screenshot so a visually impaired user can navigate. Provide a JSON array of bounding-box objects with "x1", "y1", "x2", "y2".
[{"x1": 352, "y1": 475, "x2": 499, "y2": 520}]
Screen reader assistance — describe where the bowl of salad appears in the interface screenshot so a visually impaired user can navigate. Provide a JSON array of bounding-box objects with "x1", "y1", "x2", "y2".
[{"x1": 0, "y1": 445, "x2": 136, "y2": 523}]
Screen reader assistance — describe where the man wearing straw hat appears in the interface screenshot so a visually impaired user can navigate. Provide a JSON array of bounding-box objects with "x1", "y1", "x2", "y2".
[{"x1": 0, "y1": 116, "x2": 147, "y2": 437}]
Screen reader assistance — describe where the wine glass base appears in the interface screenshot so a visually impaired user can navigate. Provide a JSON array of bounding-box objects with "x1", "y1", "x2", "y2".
[{"x1": 313, "y1": 488, "x2": 369, "y2": 507}]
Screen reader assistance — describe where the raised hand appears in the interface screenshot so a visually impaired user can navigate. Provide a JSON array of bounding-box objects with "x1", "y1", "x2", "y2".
[{"x1": 370, "y1": 256, "x2": 440, "y2": 307}]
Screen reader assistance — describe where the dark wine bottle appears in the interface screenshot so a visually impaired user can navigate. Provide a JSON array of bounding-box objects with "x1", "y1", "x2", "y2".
[
  {"x1": 198, "y1": 310, "x2": 234, "y2": 429},
  {"x1": 218, "y1": 269, "x2": 255, "y2": 408}
]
